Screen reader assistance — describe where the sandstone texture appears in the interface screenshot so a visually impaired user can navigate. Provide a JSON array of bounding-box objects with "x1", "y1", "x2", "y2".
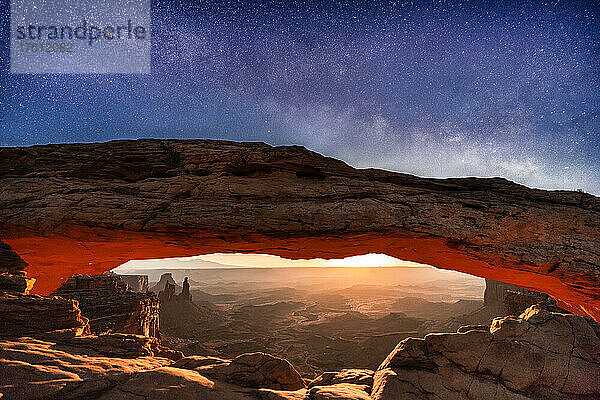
[
  {"x1": 174, "y1": 352, "x2": 306, "y2": 391},
  {"x1": 372, "y1": 304, "x2": 600, "y2": 399},
  {"x1": 0, "y1": 335, "x2": 174, "y2": 400},
  {"x1": 0, "y1": 272, "x2": 35, "y2": 294},
  {"x1": 0, "y1": 292, "x2": 90, "y2": 338},
  {"x1": 0, "y1": 139, "x2": 598, "y2": 322},
  {"x1": 53, "y1": 274, "x2": 160, "y2": 337},
  {"x1": 2, "y1": 304, "x2": 599, "y2": 399},
  {"x1": 308, "y1": 369, "x2": 374, "y2": 389}
]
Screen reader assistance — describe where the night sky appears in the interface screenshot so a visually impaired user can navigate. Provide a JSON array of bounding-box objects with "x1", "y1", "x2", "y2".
[{"x1": 1, "y1": 0, "x2": 599, "y2": 194}]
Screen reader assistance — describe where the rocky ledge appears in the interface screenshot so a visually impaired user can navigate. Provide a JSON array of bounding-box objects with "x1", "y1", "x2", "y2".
[{"x1": 2, "y1": 303, "x2": 599, "y2": 400}]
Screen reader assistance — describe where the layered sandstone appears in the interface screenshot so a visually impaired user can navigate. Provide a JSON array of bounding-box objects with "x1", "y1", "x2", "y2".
[
  {"x1": 0, "y1": 272, "x2": 35, "y2": 294},
  {"x1": 372, "y1": 304, "x2": 600, "y2": 399},
  {"x1": 53, "y1": 274, "x2": 160, "y2": 337},
  {"x1": 0, "y1": 292, "x2": 90, "y2": 338},
  {"x1": 116, "y1": 273, "x2": 149, "y2": 292},
  {"x1": 0, "y1": 139, "x2": 598, "y2": 322}
]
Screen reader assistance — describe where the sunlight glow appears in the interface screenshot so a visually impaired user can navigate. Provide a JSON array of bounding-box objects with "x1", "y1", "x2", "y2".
[{"x1": 114, "y1": 252, "x2": 428, "y2": 271}]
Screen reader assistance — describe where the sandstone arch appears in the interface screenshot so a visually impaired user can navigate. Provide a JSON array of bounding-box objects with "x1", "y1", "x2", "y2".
[{"x1": 0, "y1": 139, "x2": 598, "y2": 321}]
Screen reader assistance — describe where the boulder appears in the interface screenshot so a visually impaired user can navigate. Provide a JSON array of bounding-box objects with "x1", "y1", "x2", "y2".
[
  {"x1": 176, "y1": 352, "x2": 306, "y2": 391},
  {"x1": 372, "y1": 305, "x2": 600, "y2": 399},
  {"x1": 308, "y1": 369, "x2": 373, "y2": 389}
]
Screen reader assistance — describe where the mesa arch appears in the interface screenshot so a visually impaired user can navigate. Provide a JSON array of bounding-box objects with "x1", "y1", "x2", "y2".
[{"x1": 0, "y1": 139, "x2": 598, "y2": 321}]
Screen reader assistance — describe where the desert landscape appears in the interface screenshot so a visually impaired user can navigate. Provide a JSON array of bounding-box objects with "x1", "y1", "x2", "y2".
[{"x1": 120, "y1": 262, "x2": 488, "y2": 376}]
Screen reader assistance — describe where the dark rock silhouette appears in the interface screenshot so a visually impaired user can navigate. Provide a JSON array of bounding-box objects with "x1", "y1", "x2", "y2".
[
  {"x1": 484, "y1": 278, "x2": 553, "y2": 316},
  {"x1": 181, "y1": 277, "x2": 192, "y2": 302},
  {"x1": 0, "y1": 272, "x2": 35, "y2": 294}
]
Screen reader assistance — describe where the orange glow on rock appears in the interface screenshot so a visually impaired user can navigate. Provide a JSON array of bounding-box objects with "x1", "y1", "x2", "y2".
[{"x1": 3, "y1": 225, "x2": 599, "y2": 322}]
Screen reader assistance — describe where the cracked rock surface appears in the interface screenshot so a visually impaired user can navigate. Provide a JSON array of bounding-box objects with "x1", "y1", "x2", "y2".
[
  {"x1": 174, "y1": 352, "x2": 306, "y2": 391},
  {"x1": 372, "y1": 304, "x2": 600, "y2": 399}
]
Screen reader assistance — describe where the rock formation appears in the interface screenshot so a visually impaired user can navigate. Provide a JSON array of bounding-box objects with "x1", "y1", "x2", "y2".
[
  {"x1": 2, "y1": 287, "x2": 599, "y2": 400},
  {"x1": 53, "y1": 274, "x2": 160, "y2": 337},
  {"x1": 0, "y1": 271, "x2": 35, "y2": 294},
  {"x1": 181, "y1": 276, "x2": 192, "y2": 301},
  {"x1": 150, "y1": 272, "x2": 181, "y2": 294},
  {"x1": 157, "y1": 275, "x2": 221, "y2": 337},
  {"x1": 372, "y1": 304, "x2": 600, "y2": 399},
  {"x1": 173, "y1": 352, "x2": 306, "y2": 391},
  {"x1": 0, "y1": 335, "x2": 176, "y2": 400},
  {"x1": 115, "y1": 273, "x2": 149, "y2": 292},
  {"x1": 0, "y1": 292, "x2": 90, "y2": 338},
  {"x1": 484, "y1": 278, "x2": 553, "y2": 316},
  {"x1": 0, "y1": 139, "x2": 598, "y2": 322}
]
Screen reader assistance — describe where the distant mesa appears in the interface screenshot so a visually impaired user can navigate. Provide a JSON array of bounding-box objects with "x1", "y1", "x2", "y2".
[{"x1": 150, "y1": 272, "x2": 182, "y2": 294}]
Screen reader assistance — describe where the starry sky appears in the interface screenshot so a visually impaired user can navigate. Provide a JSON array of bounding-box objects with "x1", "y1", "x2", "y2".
[{"x1": 1, "y1": 0, "x2": 599, "y2": 194}]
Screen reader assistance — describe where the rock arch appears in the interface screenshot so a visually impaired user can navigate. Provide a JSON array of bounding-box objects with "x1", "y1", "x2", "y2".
[{"x1": 0, "y1": 139, "x2": 598, "y2": 320}]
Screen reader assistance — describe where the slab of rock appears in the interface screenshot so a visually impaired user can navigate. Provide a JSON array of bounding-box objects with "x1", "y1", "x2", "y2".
[
  {"x1": 258, "y1": 384, "x2": 371, "y2": 400},
  {"x1": 0, "y1": 292, "x2": 90, "y2": 338},
  {"x1": 0, "y1": 272, "x2": 35, "y2": 294},
  {"x1": 0, "y1": 140, "x2": 598, "y2": 321},
  {"x1": 0, "y1": 336, "x2": 174, "y2": 400},
  {"x1": 309, "y1": 384, "x2": 371, "y2": 400},
  {"x1": 308, "y1": 369, "x2": 374, "y2": 389},
  {"x1": 176, "y1": 352, "x2": 306, "y2": 391},
  {"x1": 372, "y1": 304, "x2": 600, "y2": 399},
  {"x1": 53, "y1": 274, "x2": 160, "y2": 337}
]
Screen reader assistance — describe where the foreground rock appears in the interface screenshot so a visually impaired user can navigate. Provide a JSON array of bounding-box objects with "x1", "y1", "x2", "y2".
[
  {"x1": 53, "y1": 274, "x2": 160, "y2": 337},
  {"x1": 0, "y1": 292, "x2": 90, "y2": 337},
  {"x1": 308, "y1": 369, "x2": 374, "y2": 389},
  {"x1": 0, "y1": 139, "x2": 598, "y2": 321},
  {"x1": 0, "y1": 336, "x2": 174, "y2": 399},
  {"x1": 3, "y1": 303, "x2": 600, "y2": 400},
  {"x1": 372, "y1": 305, "x2": 600, "y2": 399},
  {"x1": 174, "y1": 352, "x2": 306, "y2": 391}
]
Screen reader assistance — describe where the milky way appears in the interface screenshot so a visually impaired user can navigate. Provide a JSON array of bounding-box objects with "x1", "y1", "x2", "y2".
[{"x1": 1, "y1": 0, "x2": 598, "y2": 193}]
